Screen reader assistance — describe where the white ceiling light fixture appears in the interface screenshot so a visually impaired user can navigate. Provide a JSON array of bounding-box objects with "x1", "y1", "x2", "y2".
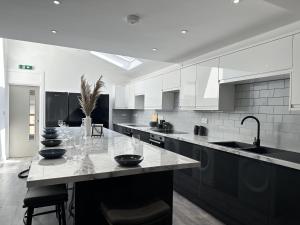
[
  {"x1": 152, "y1": 48, "x2": 158, "y2": 51},
  {"x1": 53, "y1": 0, "x2": 61, "y2": 5},
  {"x1": 51, "y1": 30, "x2": 57, "y2": 34},
  {"x1": 181, "y1": 30, "x2": 188, "y2": 34},
  {"x1": 232, "y1": 0, "x2": 241, "y2": 4},
  {"x1": 90, "y1": 51, "x2": 143, "y2": 71}
]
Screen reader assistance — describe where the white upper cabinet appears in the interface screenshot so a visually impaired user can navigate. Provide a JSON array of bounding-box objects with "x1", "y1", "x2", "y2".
[
  {"x1": 162, "y1": 69, "x2": 180, "y2": 91},
  {"x1": 144, "y1": 76, "x2": 163, "y2": 109},
  {"x1": 196, "y1": 59, "x2": 219, "y2": 109},
  {"x1": 114, "y1": 85, "x2": 127, "y2": 109},
  {"x1": 219, "y1": 36, "x2": 293, "y2": 83},
  {"x1": 179, "y1": 65, "x2": 196, "y2": 109},
  {"x1": 291, "y1": 34, "x2": 300, "y2": 110},
  {"x1": 126, "y1": 84, "x2": 135, "y2": 109},
  {"x1": 134, "y1": 80, "x2": 145, "y2": 96}
]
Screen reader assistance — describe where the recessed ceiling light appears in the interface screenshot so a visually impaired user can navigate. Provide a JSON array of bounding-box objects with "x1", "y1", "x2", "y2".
[
  {"x1": 181, "y1": 30, "x2": 188, "y2": 34},
  {"x1": 152, "y1": 48, "x2": 158, "y2": 51},
  {"x1": 51, "y1": 30, "x2": 57, "y2": 34},
  {"x1": 232, "y1": 0, "x2": 241, "y2": 4},
  {"x1": 53, "y1": 0, "x2": 61, "y2": 5}
]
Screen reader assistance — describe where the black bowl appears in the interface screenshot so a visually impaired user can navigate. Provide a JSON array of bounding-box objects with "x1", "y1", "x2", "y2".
[
  {"x1": 44, "y1": 128, "x2": 57, "y2": 134},
  {"x1": 39, "y1": 148, "x2": 66, "y2": 159},
  {"x1": 41, "y1": 139, "x2": 62, "y2": 147},
  {"x1": 114, "y1": 154, "x2": 144, "y2": 167},
  {"x1": 42, "y1": 133, "x2": 59, "y2": 139}
]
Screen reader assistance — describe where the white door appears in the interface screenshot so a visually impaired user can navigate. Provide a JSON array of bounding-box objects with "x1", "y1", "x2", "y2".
[{"x1": 9, "y1": 85, "x2": 40, "y2": 157}]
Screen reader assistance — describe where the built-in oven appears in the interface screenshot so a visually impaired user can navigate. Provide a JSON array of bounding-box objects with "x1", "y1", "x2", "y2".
[{"x1": 149, "y1": 133, "x2": 165, "y2": 148}]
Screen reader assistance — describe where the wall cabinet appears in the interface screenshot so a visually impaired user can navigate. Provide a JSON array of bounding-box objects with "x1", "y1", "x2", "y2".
[
  {"x1": 219, "y1": 36, "x2": 293, "y2": 83},
  {"x1": 162, "y1": 69, "x2": 180, "y2": 91},
  {"x1": 134, "y1": 80, "x2": 145, "y2": 96},
  {"x1": 179, "y1": 65, "x2": 196, "y2": 109},
  {"x1": 195, "y1": 58, "x2": 234, "y2": 111},
  {"x1": 291, "y1": 34, "x2": 300, "y2": 110},
  {"x1": 144, "y1": 76, "x2": 162, "y2": 109},
  {"x1": 125, "y1": 84, "x2": 135, "y2": 109},
  {"x1": 114, "y1": 85, "x2": 127, "y2": 109}
]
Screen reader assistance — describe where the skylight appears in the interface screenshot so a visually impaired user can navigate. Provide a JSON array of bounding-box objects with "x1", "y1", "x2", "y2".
[{"x1": 90, "y1": 51, "x2": 143, "y2": 71}]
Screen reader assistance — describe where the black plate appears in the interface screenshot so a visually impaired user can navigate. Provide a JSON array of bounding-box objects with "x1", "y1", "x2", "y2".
[
  {"x1": 42, "y1": 133, "x2": 59, "y2": 139},
  {"x1": 41, "y1": 139, "x2": 62, "y2": 147},
  {"x1": 44, "y1": 128, "x2": 57, "y2": 134},
  {"x1": 39, "y1": 148, "x2": 66, "y2": 159},
  {"x1": 114, "y1": 154, "x2": 144, "y2": 167}
]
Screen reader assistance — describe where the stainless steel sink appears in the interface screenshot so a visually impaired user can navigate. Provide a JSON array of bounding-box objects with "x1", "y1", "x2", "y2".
[{"x1": 211, "y1": 141, "x2": 279, "y2": 154}]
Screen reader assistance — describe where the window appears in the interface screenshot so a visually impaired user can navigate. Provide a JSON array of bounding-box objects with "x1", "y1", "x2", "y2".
[
  {"x1": 90, "y1": 51, "x2": 143, "y2": 71},
  {"x1": 29, "y1": 90, "x2": 36, "y2": 140}
]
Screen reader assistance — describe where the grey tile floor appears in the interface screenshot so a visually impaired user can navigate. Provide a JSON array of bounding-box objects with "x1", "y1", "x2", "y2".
[{"x1": 0, "y1": 158, "x2": 224, "y2": 225}]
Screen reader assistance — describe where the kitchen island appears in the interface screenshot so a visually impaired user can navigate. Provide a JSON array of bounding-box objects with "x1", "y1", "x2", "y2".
[{"x1": 27, "y1": 128, "x2": 200, "y2": 225}]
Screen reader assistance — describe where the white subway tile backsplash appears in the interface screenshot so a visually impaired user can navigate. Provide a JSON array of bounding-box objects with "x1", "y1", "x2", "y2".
[{"x1": 116, "y1": 78, "x2": 300, "y2": 153}]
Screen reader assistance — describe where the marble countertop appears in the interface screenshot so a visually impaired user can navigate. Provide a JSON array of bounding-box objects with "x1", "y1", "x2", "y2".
[
  {"x1": 117, "y1": 123, "x2": 300, "y2": 171},
  {"x1": 27, "y1": 128, "x2": 200, "y2": 188}
]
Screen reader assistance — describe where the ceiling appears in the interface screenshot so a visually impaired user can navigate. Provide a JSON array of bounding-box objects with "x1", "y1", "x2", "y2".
[{"x1": 0, "y1": 0, "x2": 300, "y2": 63}]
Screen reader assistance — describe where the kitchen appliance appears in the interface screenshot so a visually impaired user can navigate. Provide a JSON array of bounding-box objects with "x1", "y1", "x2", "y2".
[
  {"x1": 149, "y1": 133, "x2": 165, "y2": 148},
  {"x1": 46, "y1": 92, "x2": 109, "y2": 128},
  {"x1": 199, "y1": 126, "x2": 207, "y2": 136},
  {"x1": 194, "y1": 125, "x2": 200, "y2": 135}
]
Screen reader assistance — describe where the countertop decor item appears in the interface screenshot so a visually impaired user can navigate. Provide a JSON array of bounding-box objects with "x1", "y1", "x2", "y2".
[
  {"x1": 39, "y1": 148, "x2": 66, "y2": 159},
  {"x1": 114, "y1": 154, "x2": 144, "y2": 167},
  {"x1": 44, "y1": 128, "x2": 57, "y2": 134},
  {"x1": 41, "y1": 139, "x2": 62, "y2": 147},
  {"x1": 42, "y1": 133, "x2": 59, "y2": 139},
  {"x1": 79, "y1": 75, "x2": 104, "y2": 136}
]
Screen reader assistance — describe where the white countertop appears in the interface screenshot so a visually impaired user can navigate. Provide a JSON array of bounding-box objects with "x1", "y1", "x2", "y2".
[
  {"x1": 27, "y1": 128, "x2": 200, "y2": 188},
  {"x1": 117, "y1": 123, "x2": 300, "y2": 171}
]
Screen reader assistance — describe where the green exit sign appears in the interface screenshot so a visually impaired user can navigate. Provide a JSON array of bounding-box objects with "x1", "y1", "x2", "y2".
[{"x1": 19, "y1": 65, "x2": 34, "y2": 70}]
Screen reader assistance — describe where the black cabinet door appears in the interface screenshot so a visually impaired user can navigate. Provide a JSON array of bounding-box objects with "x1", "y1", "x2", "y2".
[
  {"x1": 270, "y1": 165, "x2": 300, "y2": 225},
  {"x1": 132, "y1": 129, "x2": 150, "y2": 143},
  {"x1": 199, "y1": 147, "x2": 239, "y2": 221},
  {"x1": 165, "y1": 137, "x2": 200, "y2": 204},
  {"x1": 68, "y1": 93, "x2": 84, "y2": 127},
  {"x1": 236, "y1": 157, "x2": 271, "y2": 225},
  {"x1": 113, "y1": 124, "x2": 123, "y2": 134},
  {"x1": 45, "y1": 92, "x2": 68, "y2": 127}
]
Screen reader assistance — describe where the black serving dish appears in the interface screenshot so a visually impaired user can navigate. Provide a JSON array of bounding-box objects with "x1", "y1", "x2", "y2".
[
  {"x1": 114, "y1": 154, "x2": 144, "y2": 167},
  {"x1": 39, "y1": 148, "x2": 66, "y2": 159},
  {"x1": 41, "y1": 139, "x2": 62, "y2": 147},
  {"x1": 43, "y1": 128, "x2": 57, "y2": 134},
  {"x1": 42, "y1": 133, "x2": 59, "y2": 139}
]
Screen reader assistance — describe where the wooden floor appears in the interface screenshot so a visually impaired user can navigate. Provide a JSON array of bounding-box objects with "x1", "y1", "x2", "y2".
[{"x1": 0, "y1": 158, "x2": 224, "y2": 225}]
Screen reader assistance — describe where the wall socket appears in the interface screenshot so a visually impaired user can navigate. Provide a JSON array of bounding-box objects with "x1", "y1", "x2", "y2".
[{"x1": 201, "y1": 118, "x2": 208, "y2": 124}]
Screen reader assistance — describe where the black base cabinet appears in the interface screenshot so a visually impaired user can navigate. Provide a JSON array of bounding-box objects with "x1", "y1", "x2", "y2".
[
  {"x1": 113, "y1": 126, "x2": 300, "y2": 225},
  {"x1": 132, "y1": 129, "x2": 150, "y2": 143},
  {"x1": 270, "y1": 165, "x2": 300, "y2": 225}
]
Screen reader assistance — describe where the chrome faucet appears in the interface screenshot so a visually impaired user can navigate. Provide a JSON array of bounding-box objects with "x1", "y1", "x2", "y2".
[{"x1": 241, "y1": 116, "x2": 260, "y2": 147}]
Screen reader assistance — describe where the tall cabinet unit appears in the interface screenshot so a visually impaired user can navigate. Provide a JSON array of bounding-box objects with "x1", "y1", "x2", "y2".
[
  {"x1": 291, "y1": 34, "x2": 300, "y2": 110},
  {"x1": 179, "y1": 65, "x2": 196, "y2": 109}
]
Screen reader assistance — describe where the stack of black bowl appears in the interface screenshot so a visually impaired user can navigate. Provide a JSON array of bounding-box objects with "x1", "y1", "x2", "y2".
[{"x1": 40, "y1": 128, "x2": 65, "y2": 159}]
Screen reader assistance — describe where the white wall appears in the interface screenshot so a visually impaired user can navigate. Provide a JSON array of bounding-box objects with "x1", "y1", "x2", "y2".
[
  {"x1": 0, "y1": 38, "x2": 6, "y2": 160},
  {"x1": 4, "y1": 40, "x2": 131, "y2": 158}
]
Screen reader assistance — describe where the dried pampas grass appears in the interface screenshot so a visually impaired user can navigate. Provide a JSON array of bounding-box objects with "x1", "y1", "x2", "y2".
[{"x1": 79, "y1": 75, "x2": 104, "y2": 116}]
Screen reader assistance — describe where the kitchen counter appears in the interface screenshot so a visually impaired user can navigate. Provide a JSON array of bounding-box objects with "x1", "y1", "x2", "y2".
[
  {"x1": 27, "y1": 128, "x2": 199, "y2": 188},
  {"x1": 116, "y1": 123, "x2": 300, "y2": 171}
]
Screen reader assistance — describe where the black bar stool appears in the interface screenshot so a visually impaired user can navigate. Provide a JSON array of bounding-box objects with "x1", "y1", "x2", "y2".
[
  {"x1": 23, "y1": 184, "x2": 68, "y2": 225},
  {"x1": 100, "y1": 199, "x2": 171, "y2": 225}
]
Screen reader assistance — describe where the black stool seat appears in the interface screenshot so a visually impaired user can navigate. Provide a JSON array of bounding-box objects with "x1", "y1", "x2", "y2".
[
  {"x1": 101, "y1": 200, "x2": 171, "y2": 225},
  {"x1": 24, "y1": 184, "x2": 68, "y2": 208}
]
